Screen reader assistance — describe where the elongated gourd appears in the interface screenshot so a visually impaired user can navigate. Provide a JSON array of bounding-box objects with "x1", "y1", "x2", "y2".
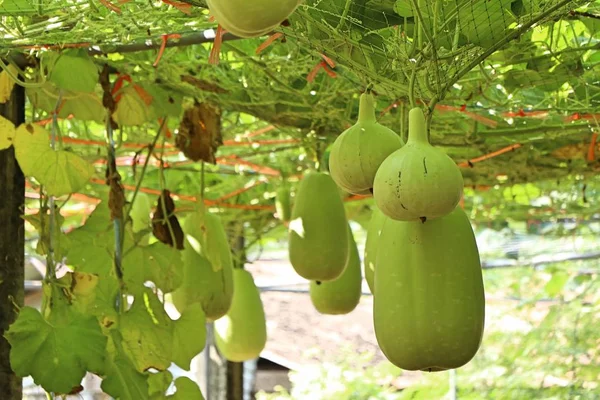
[
  {"x1": 171, "y1": 210, "x2": 234, "y2": 321},
  {"x1": 374, "y1": 206, "x2": 485, "y2": 371},
  {"x1": 215, "y1": 269, "x2": 267, "y2": 362},
  {"x1": 309, "y1": 227, "x2": 362, "y2": 315},
  {"x1": 363, "y1": 206, "x2": 386, "y2": 294},
  {"x1": 206, "y1": 0, "x2": 301, "y2": 38},
  {"x1": 329, "y1": 92, "x2": 403, "y2": 194},
  {"x1": 373, "y1": 107, "x2": 463, "y2": 222},
  {"x1": 275, "y1": 184, "x2": 292, "y2": 223},
  {"x1": 288, "y1": 171, "x2": 349, "y2": 281}
]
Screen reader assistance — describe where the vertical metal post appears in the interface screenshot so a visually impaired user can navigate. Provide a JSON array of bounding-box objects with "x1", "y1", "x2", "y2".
[
  {"x1": 226, "y1": 224, "x2": 245, "y2": 400},
  {"x1": 0, "y1": 83, "x2": 26, "y2": 400},
  {"x1": 449, "y1": 369, "x2": 457, "y2": 400}
]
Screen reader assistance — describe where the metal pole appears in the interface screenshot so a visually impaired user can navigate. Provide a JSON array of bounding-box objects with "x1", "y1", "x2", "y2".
[{"x1": 0, "y1": 83, "x2": 26, "y2": 400}]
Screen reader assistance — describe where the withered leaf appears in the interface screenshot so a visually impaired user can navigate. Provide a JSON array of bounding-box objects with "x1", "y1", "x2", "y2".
[
  {"x1": 151, "y1": 189, "x2": 184, "y2": 250},
  {"x1": 175, "y1": 102, "x2": 222, "y2": 164}
]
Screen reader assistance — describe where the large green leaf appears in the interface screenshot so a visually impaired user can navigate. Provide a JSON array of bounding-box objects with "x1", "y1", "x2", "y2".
[
  {"x1": 13, "y1": 123, "x2": 95, "y2": 197},
  {"x1": 48, "y1": 49, "x2": 99, "y2": 93},
  {"x1": 102, "y1": 355, "x2": 150, "y2": 400},
  {"x1": 458, "y1": 0, "x2": 515, "y2": 48},
  {"x1": 0, "y1": 115, "x2": 15, "y2": 150},
  {"x1": 171, "y1": 303, "x2": 206, "y2": 370},
  {"x1": 5, "y1": 306, "x2": 107, "y2": 394},
  {"x1": 120, "y1": 289, "x2": 173, "y2": 372},
  {"x1": 27, "y1": 83, "x2": 105, "y2": 123},
  {"x1": 169, "y1": 377, "x2": 205, "y2": 400}
]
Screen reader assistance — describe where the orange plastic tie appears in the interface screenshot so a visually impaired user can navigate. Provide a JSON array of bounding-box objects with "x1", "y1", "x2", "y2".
[
  {"x1": 458, "y1": 143, "x2": 522, "y2": 167},
  {"x1": 98, "y1": 0, "x2": 122, "y2": 13},
  {"x1": 587, "y1": 132, "x2": 598, "y2": 162},
  {"x1": 161, "y1": 0, "x2": 192, "y2": 14},
  {"x1": 256, "y1": 33, "x2": 284, "y2": 55},
  {"x1": 153, "y1": 33, "x2": 182, "y2": 67},
  {"x1": 209, "y1": 25, "x2": 225, "y2": 65}
]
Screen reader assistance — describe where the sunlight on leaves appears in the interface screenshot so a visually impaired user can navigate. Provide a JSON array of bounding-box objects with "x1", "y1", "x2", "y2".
[{"x1": 13, "y1": 123, "x2": 95, "y2": 197}]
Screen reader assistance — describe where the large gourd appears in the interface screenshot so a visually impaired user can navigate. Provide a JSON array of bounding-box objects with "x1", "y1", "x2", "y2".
[
  {"x1": 288, "y1": 171, "x2": 349, "y2": 281},
  {"x1": 363, "y1": 206, "x2": 386, "y2": 294},
  {"x1": 329, "y1": 92, "x2": 403, "y2": 194},
  {"x1": 374, "y1": 206, "x2": 485, "y2": 371},
  {"x1": 206, "y1": 0, "x2": 301, "y2": 38},
  {"x1": 309, "y1": 227, "x2": 362, "y2": 315},
  {"x1": 215, "y1": 269, "x2": 267, "y2": 362},
  {"x1": 171, "y1": 207, "x2": 234, "y2": 321},
  {"x1": 373, "y1": 107, "x2": 463, "y2": 222}
]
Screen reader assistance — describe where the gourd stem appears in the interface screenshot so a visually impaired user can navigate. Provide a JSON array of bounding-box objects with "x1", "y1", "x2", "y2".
[
  {"x1": 408, "y1": 107, "x2": 428, "y2": 144},
  {"x1": 358, "y1": 93, "x2": 377, "y2": 123}
]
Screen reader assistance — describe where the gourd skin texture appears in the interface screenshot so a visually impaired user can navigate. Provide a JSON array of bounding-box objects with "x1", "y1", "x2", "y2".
[
  {"x1": 374, "y1": 207, "x2": 485, "y2": 371},
  {"x1": 215, "y1": 269, "x2": 267, "y2": 362},
  {"x1": 288, "y1": 172, "x2": 349, "y2": 281},
  {"x1": 329, "y1": 93, "x2": 403, "y2": 194},
  {"x1": 363, "y1": 206, "x2": 386, "y2": 294},
  {"x1": 171, "y1": 211, "x2": 234, "y2": 321},
  {"x1": 309, "y1": 227, "x2": 362, "y2": 315},
  {"x1": 207, "y1": 0, "x2": 301, "y2": 38},
  {"x1": 373, "y1": 107, "x2": 463, "y2": 222}
]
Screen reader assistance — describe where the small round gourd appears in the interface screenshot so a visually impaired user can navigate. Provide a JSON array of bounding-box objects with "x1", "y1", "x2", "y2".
[
  {"x1": 373, "y1": 107, "x2": 463, "y2": 222},
  {"x1": 207, "y1": 0, "x2": 301, "y2": 38},
  {"x1": 329, "y1": 92, "x2": 403, "y2": 194}
]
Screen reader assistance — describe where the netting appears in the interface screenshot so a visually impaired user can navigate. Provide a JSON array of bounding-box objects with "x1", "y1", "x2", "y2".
[{"x1": 1, "y1": 0, "x2": 600, "y2": 229}]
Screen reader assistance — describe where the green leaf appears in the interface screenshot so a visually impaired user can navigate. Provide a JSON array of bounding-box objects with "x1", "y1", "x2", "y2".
[
  {"x1": 393, "y1": 0, "x2": 413, "y2": 17},
  {"x1": 13, "y1": 123, "x2": 95, "y2": 197},
  {"x1": 123, "y1": 240, "x2": 184, "y2": 295},
  {"x1": 458, "y1": 0, "x2": 515, "y2": 49},
  {"x1": 143, "y1": 84, "x2": 183, "y2": 118},
  {"x1": 27, "y1": 83, "x2": 104, "y2": 122},
  {"x1": 148, "y1": 370, "x2": 173, "y2": 397},
  {"x1": 172, "y1": 303, "x2": 206, "y2": 370},
  {"x1": 544, "y1": 270, "x2": 570, "y2": 297},
  {"x1": 113, "y1": 85, "x2": 155, "y2": 126},
  {"x1": 5, "y1": 307, "x2": 107, "y2": 394},
  {"x1": 169, "y1": 377, "x2": 205, "y2": 400},
  {"x1": 0, "y1": 0, "x2": 37, "y2": 13},
  {"x1": 48, "y1": 49, "x2": 99, "y2": 93},
  {"x1": 121, "y1": 289, "x2": 173, "y2": 372},
  {"x1": 23, "y1": 209, "x2": 70, "y2": 260},
  {"x1": 102, "y1": 355, "x2": 150, "y2": 400},
  {"x1": 0, "y1": 115, "x2": 15, "y2": 150}
]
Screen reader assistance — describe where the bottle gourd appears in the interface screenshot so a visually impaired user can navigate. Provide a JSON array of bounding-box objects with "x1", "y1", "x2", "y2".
[
  {"x1": 309, "y1": 226, "x2": 362, "y2": 315},
  {"x1": 171, "y1": 208, "x2": 234, "y2": 321},
  {"x1": 374, "y1": 206, "x2": 485, "y2": 371},
  {"x1": 215, "y1": 269, "x2": 267, "y2": 362},
  {"x1": 329, "y1": 92, "x2": 403, "y2": 194},
  {"x1": 288, "y1": 171, "x2": 349, "y2": 281},
  {"x1": 363, "y1": 206, "x2": 386, "y2": 294},
  {"x1": 207, "y1": 0, "x2": 301, "y2": 38},
  {"x1": 373, "y1": 107, "x2": 463, "y2": 222}
]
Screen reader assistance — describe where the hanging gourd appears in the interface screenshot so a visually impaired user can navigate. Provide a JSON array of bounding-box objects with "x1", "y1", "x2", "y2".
[
  {"x1": 373, "y1": 107, "x2": 463, "y2": 222},
  {"x1": 374, "y1": 206, "x2": 485, "y2": 371},
  {"x1": 288, "y1": 171, "x2": 349, "y2": 281},
  {"x1": 309, "y1": 226, "x2": 362, "y2": 315},
  {"x1": 363, "y1": 206, "x2": 386, "y2": 294},
  {"x1": 329, "y1": 92, "x2": 403, "y2": 194},
  {"x1": 206, "y1": 0, "x2": 302, "y2": 38}
]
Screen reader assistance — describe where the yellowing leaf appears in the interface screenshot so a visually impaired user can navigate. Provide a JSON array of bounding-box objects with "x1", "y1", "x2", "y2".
[
  {"x1": 112, "y1": 86, "x2": 155, "y2": 126},
  {"x1": 13, "y1": 123, "x2": 95, "y2": 197},
  {"x1": 0, "y1": 64, "x2": 18, "y2": 103},
  {"x1": 0, "y1": 115, "x2": 16, "y2": 150}
]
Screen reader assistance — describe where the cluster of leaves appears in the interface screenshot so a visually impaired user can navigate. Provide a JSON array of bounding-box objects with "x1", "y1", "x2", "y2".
[{"x1": 8, "y1": 194, "x2": 208, "y2": 399}]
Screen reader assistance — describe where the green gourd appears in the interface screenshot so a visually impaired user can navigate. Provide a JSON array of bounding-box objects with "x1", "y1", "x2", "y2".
[
  {"x1": 363, "y1": 206, "x2": 386, "y2": 294},
  {"x1": 288, "y1": 171, "x2": 349, "y2": 281},
  {"x1": 206, "y1": 0, "x2": 301, "y2": 38},
  {"x1": 171, "y1": 209, "x2": 234, "y2": 321},
  {"x1": 215, "y1": 269, "x2": 267, "y2": 362},
  {"x1": 309, "y1": 227, "x2": 362, "y2": 315},
  {"x1": 329, "y1": 92, "x2": 403, "y2": 194},
  {"x1": 373, "y1": 107, "x2": 463, "y2": 222},
  {"x1": 275, "y1": 184, "x2": 292, "y2": 223},
  {"x1": 374, "y1": 206, "x2": 485, "y2": 371}
]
